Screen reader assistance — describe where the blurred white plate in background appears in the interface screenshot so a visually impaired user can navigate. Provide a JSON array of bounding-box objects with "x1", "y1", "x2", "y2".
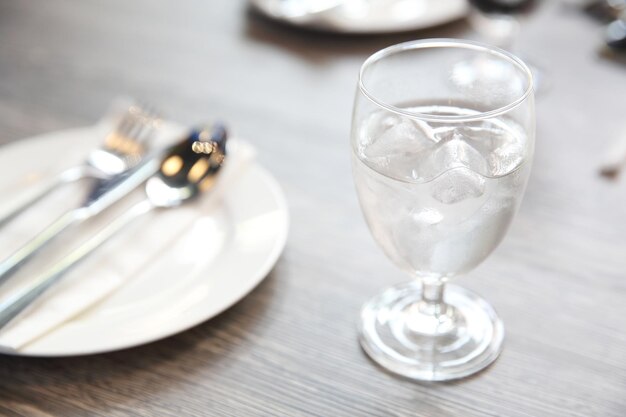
[{"x1": 251, "y1": 0, "x2": 468, "y2": 33}]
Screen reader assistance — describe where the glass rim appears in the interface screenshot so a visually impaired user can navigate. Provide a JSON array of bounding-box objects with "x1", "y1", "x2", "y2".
[{"x1": 358, "y1": 38, "x2": 534, "y2": 123}]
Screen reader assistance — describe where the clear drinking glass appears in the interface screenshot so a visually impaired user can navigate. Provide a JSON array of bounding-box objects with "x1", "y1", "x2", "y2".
[
  {"x1": 467, "y1": 0, "x2": 546, "y2": 93},
  {"x1": 351, "y1": 39, "x2": 534, "y2": 381}
]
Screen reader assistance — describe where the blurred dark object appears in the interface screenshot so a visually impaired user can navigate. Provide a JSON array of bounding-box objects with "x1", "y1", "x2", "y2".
[
  {"x1": 606, "y1": 19, "x2": 626, "y2": 50},
  {"x1": 598, "y1": 133, "x2": 626, "y2": 180},
  {"x1": 583, "y1": 0, "x2": 626, "y2": 22},
  {"x1": 469, "y1": 0, "x2": 536, "y2": 15}
]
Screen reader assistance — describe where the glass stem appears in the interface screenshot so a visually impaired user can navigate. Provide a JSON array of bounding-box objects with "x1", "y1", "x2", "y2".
[
  {"x1": 419, "y1": 280, "x2": 447, "y2": 317},
  {"x1": 469, "y1": 10, "x2": 519, "y2": 51}
]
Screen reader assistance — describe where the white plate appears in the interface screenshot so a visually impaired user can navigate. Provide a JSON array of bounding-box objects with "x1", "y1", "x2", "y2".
[
  {"x1": 251, "y1": 0, "x2": 468, "y2": 34},
  {"x1": 0, "y1": 126, "x2": 289, "y2": 356}
]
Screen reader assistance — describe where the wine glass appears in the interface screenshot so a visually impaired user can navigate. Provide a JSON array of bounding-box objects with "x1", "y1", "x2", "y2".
[
  {"x1": 351, "y1": 39, "x2": 534, "y2": 381},
  {"x1": 467, "y1": 0, "x2": 546, "y2": 92},
  {"x1": 468, "y1": 0, "x2": 536, "y2": 49}
]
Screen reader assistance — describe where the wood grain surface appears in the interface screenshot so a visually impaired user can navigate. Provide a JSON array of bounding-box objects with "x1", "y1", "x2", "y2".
[{"x1": 1, "y1": 1, "x2": 626, "y2": 416}]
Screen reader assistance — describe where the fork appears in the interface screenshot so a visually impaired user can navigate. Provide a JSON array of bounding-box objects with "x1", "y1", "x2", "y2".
[
  {"x1": 0, "y1": 103, "x2": 159, "y2": 228},
  {"x1": 0, "y1": 105, "x2": 160, "y2": 283}
]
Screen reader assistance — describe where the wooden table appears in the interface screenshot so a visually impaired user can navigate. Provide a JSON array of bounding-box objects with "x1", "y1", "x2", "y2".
[{"x1": 1, "y1": 1, "x2": 625, "y2": 416}]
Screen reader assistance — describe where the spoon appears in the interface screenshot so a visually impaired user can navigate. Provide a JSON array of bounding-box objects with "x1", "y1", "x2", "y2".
[{"x1": 0, "y1": 124, "x2": 228, "y2": 330}]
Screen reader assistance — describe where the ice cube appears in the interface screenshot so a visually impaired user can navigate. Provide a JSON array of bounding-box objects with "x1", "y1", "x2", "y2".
[
  {"x1": 362, "y1": 115, "x2": 439, "y2": 179},
  {"x1": 419, "y1": 132, "x2": 489, "y2": 179},
  {"x1": 488, "y1": 137, "x2": 525, "y2": 175},
  {"x1": 430, "y1": 167, "x2": 485, "y2": 204},
  {"x1": 452, "y1": 120, "x2": 526, "y2": 176},
  {"x1": 451, "y1": 123, "x2": 500, "y2": 155},
  {"x1": 364, "y1": 117, "x2": 437, "y2": 159},
  {"x1": 360, "y1": 111, "x2": 403, "y2": 148}
]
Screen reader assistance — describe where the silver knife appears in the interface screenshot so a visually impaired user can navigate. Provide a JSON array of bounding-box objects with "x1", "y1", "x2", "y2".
[{"x1": 0, "y1": 146, "x2": 169, "y2": 285}]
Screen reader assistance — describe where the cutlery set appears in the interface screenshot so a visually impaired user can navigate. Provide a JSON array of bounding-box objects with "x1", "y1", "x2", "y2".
[
  {"x1": 0, "y1": 105, "x2": 229, "y2": 331},
  {"x1": 0, "y1": 105, "x2": 158, "y2": 228}
]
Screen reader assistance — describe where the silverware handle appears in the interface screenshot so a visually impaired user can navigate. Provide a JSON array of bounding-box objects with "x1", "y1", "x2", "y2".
[
  {"x1": 0, "y1": 166, "x2": 93, "y2": 229},
  {"x1": 0, "y1": 153, "x2": 162, "y2": 286},
  {"x1": 0, "y1": 210, "x2": 81, "y2": 285},
  {"x1": 0, "y1": 200, "x2": 153, "y2": 330}
]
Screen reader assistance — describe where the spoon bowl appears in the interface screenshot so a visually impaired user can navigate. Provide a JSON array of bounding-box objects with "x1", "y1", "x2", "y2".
[{"x1": 147, "y1": 124, "x2": 227, "y2": 207}]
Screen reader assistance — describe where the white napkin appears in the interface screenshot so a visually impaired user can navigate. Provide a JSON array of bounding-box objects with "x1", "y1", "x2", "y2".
[{"x1": 0, "y1": 138, "x2": 255, "y2": 352}]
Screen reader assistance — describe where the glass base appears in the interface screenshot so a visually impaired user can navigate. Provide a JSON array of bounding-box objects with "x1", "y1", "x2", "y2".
[{"x1": 359, "y1": 281, "x2": 503, "y2": 381}]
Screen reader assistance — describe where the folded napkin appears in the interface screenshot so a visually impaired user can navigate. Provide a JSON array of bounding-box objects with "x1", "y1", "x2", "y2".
[{"x1": 0, "y1": 138, "x2": 255, "y2": 352}]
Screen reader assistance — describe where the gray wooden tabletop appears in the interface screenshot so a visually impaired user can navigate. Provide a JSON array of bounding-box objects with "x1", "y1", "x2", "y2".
[{"x1": 1, "y1": 1, "x2": 626, "y2": 416}]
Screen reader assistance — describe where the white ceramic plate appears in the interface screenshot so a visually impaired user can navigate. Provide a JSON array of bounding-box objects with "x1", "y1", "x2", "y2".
[
  {"x1": 0, "y1": 126, "x2": 289, "y2": 356},
  {"x1": 250, "y1": 0, "x2": 468, "y2": 34}
]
